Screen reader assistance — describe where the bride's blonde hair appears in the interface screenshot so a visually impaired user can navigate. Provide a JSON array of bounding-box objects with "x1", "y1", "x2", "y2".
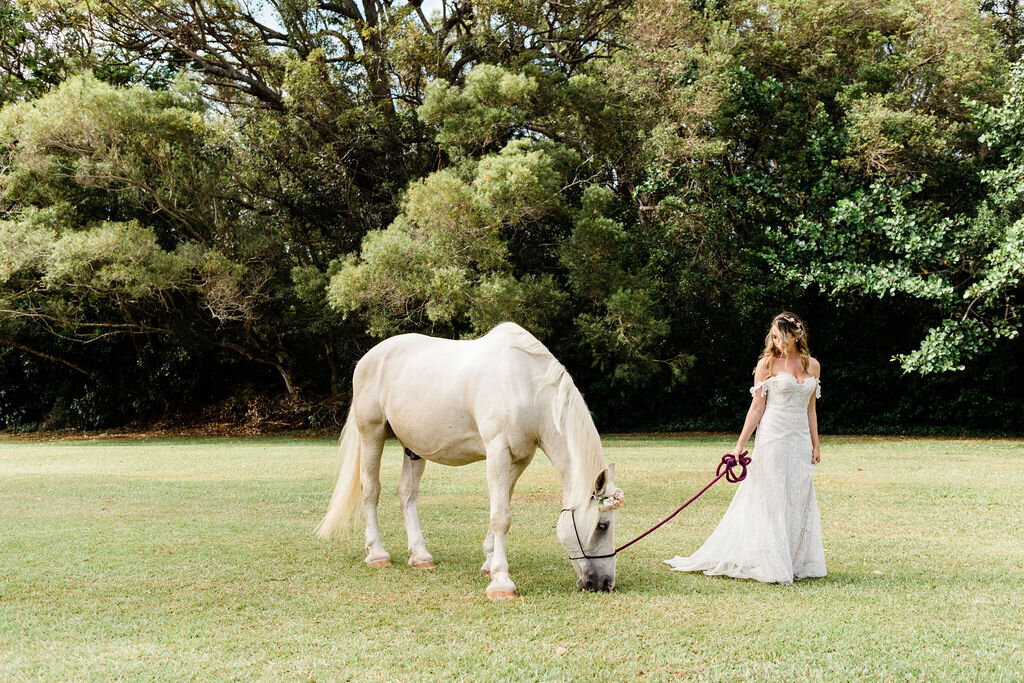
[{"x1": 758, "y1": 312, "x2": 811, "y2": 374}]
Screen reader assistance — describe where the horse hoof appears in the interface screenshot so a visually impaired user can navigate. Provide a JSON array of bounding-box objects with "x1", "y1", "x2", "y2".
[
  {"x1": 367, "y1": 559, "x2": 391, "y2": 568},
  {"x1": 411, "y1": 561, "x2": 436, "y2": 569},
  {"x1": 487, "y1": 590, "x2": 517, "y2": 601}
]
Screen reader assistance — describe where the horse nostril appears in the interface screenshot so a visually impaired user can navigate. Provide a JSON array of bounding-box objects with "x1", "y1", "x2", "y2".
[
  {"x1": 602, "y1": 577, "x2": 613, "y2": 591},
  {"x1": 584, "y1": 579, "x2": 595, "y2": 591}
]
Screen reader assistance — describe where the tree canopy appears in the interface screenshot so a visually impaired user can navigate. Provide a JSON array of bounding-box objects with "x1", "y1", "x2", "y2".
[{"x1": 1, "y1": 0, "x2": 1022, "y2": 433}]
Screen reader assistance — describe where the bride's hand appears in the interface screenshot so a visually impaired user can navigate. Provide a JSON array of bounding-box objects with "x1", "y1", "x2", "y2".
[{"x1": 811, "y1": 447, "x2": 821, "y2": 464}]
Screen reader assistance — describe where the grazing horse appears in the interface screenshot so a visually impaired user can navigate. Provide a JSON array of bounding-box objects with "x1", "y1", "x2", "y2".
[{"x1": 316, "y1": 322, "x2": 623, "y2": 599}]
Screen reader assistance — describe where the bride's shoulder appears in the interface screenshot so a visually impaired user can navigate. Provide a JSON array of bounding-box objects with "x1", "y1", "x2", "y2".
[
  {"x1": 752, "y1": 356, "x2": 773, "y2": 387},
  {"x1": 808, "y1": 356, "x2": 821, "y2": 376}
]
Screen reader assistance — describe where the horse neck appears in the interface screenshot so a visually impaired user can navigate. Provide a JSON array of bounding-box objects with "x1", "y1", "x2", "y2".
[
  {"x1": 539, "y1": 426, "x2": 575, "y2": 507},
  {"x1": 537, "y1": 378, "x2": 605, "y2": 508}
]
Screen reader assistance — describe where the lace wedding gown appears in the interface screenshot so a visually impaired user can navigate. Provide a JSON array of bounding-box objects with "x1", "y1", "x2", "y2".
[{"x1": 665, "y1": 373, "x2": 826, "y2": 584}]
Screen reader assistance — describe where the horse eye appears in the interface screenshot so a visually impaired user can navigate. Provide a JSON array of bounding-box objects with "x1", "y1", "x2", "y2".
[{"x1": 597, "y1": 522, "x2": 609, "y2": 531}]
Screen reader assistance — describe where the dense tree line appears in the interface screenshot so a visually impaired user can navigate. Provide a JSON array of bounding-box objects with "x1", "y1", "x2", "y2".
[{"x1": 1, "y1": 0, "x2": 1022, "y2": 433}]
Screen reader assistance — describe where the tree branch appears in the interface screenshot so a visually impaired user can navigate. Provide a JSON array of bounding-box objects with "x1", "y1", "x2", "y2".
[{"x1": 0, "y1": 336, "x2": 95, "y2": 377}]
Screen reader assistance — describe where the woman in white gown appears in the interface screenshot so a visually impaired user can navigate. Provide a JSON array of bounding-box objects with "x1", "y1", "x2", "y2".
[{"x1": 666, "y1": 312, "x2": 826, "y2": 584}]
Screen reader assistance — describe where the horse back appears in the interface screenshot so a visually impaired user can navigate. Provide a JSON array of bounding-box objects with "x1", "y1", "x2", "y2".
[{"x1": 351, "y1": 326, "x2": 551, "y2": 464}]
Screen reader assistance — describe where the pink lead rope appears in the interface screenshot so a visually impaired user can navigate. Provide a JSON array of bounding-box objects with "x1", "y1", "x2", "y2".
[{"x1": 564, "y1": 451, "x2": 751, "y2": 560}]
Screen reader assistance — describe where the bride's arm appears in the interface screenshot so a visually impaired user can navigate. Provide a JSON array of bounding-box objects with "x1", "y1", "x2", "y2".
[
  {"x1": 808, "y1": 359, "x2": 821, "y2": 464},
  {"x1": 731, "y1": 359, "x2": 769, "y2": 456}
]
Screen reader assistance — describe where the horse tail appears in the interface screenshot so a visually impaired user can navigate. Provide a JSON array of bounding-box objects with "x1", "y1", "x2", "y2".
[{"x1": 316, "y1": 406, "x2": 363, "y2": 539}]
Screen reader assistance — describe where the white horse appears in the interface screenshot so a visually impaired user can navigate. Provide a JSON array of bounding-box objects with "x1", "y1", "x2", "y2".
[{"x1": 316, "y1": 322, "x2": 623, "y2": 599}]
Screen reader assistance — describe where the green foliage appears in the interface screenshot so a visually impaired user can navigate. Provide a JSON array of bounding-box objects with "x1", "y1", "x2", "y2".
[
  {"x1": 1, "y1": 0, "x2": 1023, "y2": 432},
  {"x1": 770, "y1": 65, "x2": 1024, "y2": 374},
  {"x1": 0, "y1": 73, "x2": 226, "y2": 237},
  {"x1": 561, "y1": 186, "x2": 628, "y2": 301},
  {"x1": 0, "y1": 75, "x2": 250, "y2": 330},
  {"x1": 419, "y1": 65, "x2": 539, "y2": 159},
  {"x1": 333, "y1": 62, "x2": 692, "y2": 393},
  {"x1": 0, "y1": 1, "x2": 126, "y2": 103},
  {"x1": 327, "y1": 131, "x2": 570, "y2": 337}
]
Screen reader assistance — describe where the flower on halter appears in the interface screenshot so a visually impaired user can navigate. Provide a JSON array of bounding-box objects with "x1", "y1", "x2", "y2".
[{"x1": 597, "y1": 488, "x2": 624, "y2": 512}]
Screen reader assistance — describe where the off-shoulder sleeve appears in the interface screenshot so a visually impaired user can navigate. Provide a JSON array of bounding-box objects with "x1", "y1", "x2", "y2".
[
  {"x1": 750, "y1": 378, "x2": 770, "y2": 398},
  {"x1": 815, "y1": 379, "x2": 821, "y2": 399}
]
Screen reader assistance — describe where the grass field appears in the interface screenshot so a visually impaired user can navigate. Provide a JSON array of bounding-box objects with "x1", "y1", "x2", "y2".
[{"x1": 1, "y1": 435, "x2": 1022, "y2": 680}]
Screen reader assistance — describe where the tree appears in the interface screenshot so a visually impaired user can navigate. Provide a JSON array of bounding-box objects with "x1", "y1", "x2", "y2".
[
  {"x1": 769, "y1": 66, "x2": 1024, "y2": 373},
  {"x1": 328, "y1": 61, "x2": 694, "y2": 396},
  {"x1": 0, "y1": 74, "x2": 296, "y2": 387},
  {"x1": 1, "y1": 0, "x2": 1021, "y2": 432}
]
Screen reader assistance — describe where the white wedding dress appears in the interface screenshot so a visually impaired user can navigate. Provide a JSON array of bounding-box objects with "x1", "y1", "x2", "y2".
[{"x1": 665, "y1": 373, "x2": 826, "y2": 584}]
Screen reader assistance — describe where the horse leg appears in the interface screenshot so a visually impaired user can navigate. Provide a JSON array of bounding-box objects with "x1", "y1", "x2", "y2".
[
  {"x1": 484, "y1": 441, "x2": 529, "y2": 600},
  {"x1": 480, "y1": 530, "x2": 494, "y2": 576},
  {"x1": 360, "y1": 426, "x2": 391, "y2": 567},
  {"x1": 480, "y1": 454, "x2": 531, "y2": 577},
  {"x1": 398, "y1": 452, "x2": 434, "y2": 569}
]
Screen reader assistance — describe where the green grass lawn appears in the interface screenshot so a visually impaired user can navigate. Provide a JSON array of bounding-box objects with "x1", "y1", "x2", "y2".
[{"x1": 1, "y1": 435, "x2": 1022, "y2": 679}]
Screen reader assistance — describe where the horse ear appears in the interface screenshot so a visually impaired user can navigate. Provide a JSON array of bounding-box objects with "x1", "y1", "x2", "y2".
[
  {"x1": 607, "y1": 462, "x2": 616, "y2": 483},
  {"x1": 593, "y1": 468, "x2": 608, "y2": 495}
]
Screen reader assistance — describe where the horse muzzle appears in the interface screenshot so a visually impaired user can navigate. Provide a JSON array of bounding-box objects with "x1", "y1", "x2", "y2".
[{"x1": 577, "y1": 575, "x2": 615, "y2": 592}]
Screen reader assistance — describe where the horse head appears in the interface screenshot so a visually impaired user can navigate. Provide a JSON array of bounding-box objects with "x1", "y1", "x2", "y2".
[{"x1": 557, "y1": 463, "x2": 622, "y2": 591}]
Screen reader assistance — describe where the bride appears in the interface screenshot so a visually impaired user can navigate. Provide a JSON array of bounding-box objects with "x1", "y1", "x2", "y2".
[{"x1": 666, "y1": 312, "x2": 827, "y2": 584}]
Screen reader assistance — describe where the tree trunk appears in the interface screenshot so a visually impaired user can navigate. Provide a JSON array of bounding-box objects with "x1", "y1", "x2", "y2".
[
  {"x1": 272, "y1": 348, "x2": 301, "y2": 395},
  {"x1": 325, "y1": 342, "x2": 340, "y2": 395}
]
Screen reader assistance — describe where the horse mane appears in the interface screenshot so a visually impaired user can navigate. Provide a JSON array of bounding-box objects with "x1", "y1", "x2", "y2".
[{"x1": 491, "y1": 323, "x2": 606, "y2": 539}]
